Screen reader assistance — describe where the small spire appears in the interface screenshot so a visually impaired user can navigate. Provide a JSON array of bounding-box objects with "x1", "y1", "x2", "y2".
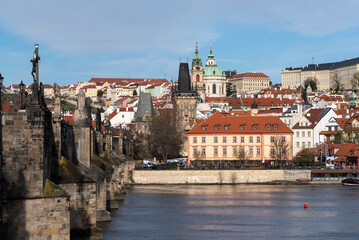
[{"x1": 210, "y1": 43, "x2": 212, "y2": 55}]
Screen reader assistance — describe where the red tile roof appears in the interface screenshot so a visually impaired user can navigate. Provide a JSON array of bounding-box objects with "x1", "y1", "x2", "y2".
[
  {"x1": 229, "y1": 72, "x2": 269, "y2": 79},
  {"x1": 63, "y1": 116, "x2": 75, "y2": 125},
  {"x1": 205, "y1": 97, "x2": 296, "y2": 108},
  {"x1": 89, "y1": 78, "x2": 169, "y2": 87},
  {"x1": 334, "y1": 144, "x2": 359, "y2": 156},
  {"x1": 292, "y1": 108, "x2": 328, "y2": 129},
  {"x1": 187, "y1": 111, "x2": 293, "y2": 135}
]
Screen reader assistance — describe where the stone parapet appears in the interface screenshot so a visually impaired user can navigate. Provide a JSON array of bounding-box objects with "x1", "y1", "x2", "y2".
[{"x1": 132, "y1": 170, "x2": 312, "y2": 184}]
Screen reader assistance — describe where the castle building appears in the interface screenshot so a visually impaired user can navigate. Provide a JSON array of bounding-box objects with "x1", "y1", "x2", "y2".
[
  {"x1": 203, "y1": 45, "x2": 226, "y2": 98},
  {"x1": 282, "y1": 57, "x2": 359, "y2": 91}
]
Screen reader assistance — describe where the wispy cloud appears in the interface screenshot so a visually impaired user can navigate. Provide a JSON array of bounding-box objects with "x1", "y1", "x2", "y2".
[{"x1": 1, "y1": 0, "x2": 359, "y2": 54}]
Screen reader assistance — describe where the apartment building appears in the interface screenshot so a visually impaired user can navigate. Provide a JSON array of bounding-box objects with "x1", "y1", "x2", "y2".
[
  {"x1": 228, "y1": 72, "x2": 270, "y2": 94},
  {"x1": 186, "y1": 111, "x2": 293, "y2": 165}
]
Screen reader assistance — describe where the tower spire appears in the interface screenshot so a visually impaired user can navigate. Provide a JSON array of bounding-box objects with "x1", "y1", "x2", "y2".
[{"x1": 210, "y1": 43, "x2": 212, "y2": 55}]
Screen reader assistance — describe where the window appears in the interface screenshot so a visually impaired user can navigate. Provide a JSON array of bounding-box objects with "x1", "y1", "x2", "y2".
[
  {"x1": 270, "y1": 148, "x2": 275, "y2": 155},
  {"x1": 233, "y1": 147, "x2": 237, "y2": 155},
  {"x1": 249, "y1": 148, "x2": 253, "y2": 155},
  {"x1": 223, "y1": 136, "x2": 227, "y2": 143},
  {"x1": 240, "y1": 125, "x2": 245, "y2": 129},
  {"x1": 223, "y1": 148, "x2": 227, "y2": 155},
  {"x1": 252, "y1": 125, "x2": 258, "y2": 130},
  {"x1": 308, "y1": 131, "x2": 311, "y2": 137},
  {"x1": 224, "y1": 125, "x2": 230, "y2": 130},
  {"x1": 302, "y1": 131, "x2": 305, "y2": 137},
  {"x1": 289, "y1": 119, "x2": 291, "y2": 124},
  {"x1": 202, "y1": 148, "x2": 206, "y2": 156},
  {"x1": 257, "y1": 148, "x2": 261, "y2": 155},
  {"x1": 193, "y1": 137, "x2": 197, "y2": 143},
  {"x1": 202, "y1": 137, "x2": 206, "y2": 143},
  {"x1": 308, "y1": 142, "x2": 311, "y2": 148},
  {"x1": 302, "y1": 142, "x2": 305, "y2": 148},
  {"x1": 249, "y1": 136, "x2": 253, "y2": 143},
  {"x1": 241, "y1": 136, "x2": 244, "y2": 143},
  {"x1": 271, "y1": 136, "x2": 274, "y2": 143},
  {"x1": 273, "y1": 125, "x2": 278, "y2": 129},
  {"x1": 202, "y1": 125, "x2": 208, "y2": 130},
  {"x1": 233, "y1": 136, "x2": 237, "y2": 143},
  {"x1": 214, "y1": 136, "x2": 218, "y2": 143},
  {"x1": 214, "y1": 148, "x2": 218, "y2": 155},
  {"x1": 214, "y1": 125, "x2": 220, "y2": 130},
  {"x1": 297, "y1": 142, "x2": 299, "y2": 148},
  {"x1": 282, "y1": 136, "x2": 286, "y2": 142},
  {"x1": 296, "y1": 131, "x2": 299, "y2": 137},
  {"x1": 257, "y1": 136, "x2": 261, "y2": 143},
  {"x1": 193, "y1": 148, "x2": 198, "y2": 156},
  {"x1": 266, "y1": 124, "x2": 270, "y2": 129}
]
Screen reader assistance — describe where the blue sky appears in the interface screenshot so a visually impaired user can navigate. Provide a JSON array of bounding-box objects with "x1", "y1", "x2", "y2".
[{"x1": 1, "y1": 0, "x2": 359, "y2": 87}]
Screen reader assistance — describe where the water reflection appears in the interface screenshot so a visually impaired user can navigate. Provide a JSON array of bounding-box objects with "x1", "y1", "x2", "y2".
[{"x1": 103, "y1": 185, "x2": 359, "y2": 240}]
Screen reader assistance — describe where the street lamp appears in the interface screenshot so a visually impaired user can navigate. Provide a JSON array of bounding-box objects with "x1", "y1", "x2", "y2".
[{"x1": 19, "y1": 80, "x2": 24, "y2": 109}]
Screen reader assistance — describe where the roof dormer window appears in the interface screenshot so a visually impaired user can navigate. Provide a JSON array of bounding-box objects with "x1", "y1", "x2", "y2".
[
  {"x1": 240, "y1": 125, "x2": 245, "y2": 130},
  {"x1": 252, "y1": 125, "x2": 258, "y2": 130},
  {"x1": 214, "y1": 125, "x2": 220, "y2": 130},
  {"x1": 202, "y1": 125, "x2": 208, "y2": 130},
  {"x1": 273, "y1": 124, "x2": 278, "y2": 129},
  {"x1": 266, "y1": 124, "x2": 270, "y2": 129},
  {"x1": 224, "y1": 125, "x2": 230, "y2": 130}
]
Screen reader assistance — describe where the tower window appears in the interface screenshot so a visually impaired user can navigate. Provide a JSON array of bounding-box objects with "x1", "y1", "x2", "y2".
[{"x1": 213, "y1": 84, "x2": 216, "y2": 94}]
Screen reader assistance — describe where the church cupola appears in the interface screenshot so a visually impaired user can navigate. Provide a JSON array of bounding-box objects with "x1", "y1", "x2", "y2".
[{"x1": 192, "y1": 42, "x2": 202, "y2": 68}]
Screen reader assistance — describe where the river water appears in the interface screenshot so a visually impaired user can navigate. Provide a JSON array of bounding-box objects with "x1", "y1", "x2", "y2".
[{"x1": 102, "y1": 185, "x2": 359, "y2": 240}]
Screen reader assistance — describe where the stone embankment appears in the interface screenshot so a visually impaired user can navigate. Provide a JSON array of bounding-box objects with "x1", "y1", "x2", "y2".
[{"x1": 132, "y1": 170, "x2": 312, "y2": 184}]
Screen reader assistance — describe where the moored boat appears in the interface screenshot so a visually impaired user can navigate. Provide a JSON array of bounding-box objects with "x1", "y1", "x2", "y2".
[{"x1": 342, "y1": 178, "x2": 359, "y2": 186}]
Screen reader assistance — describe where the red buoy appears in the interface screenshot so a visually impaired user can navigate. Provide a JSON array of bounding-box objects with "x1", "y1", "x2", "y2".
[{"x1": 304, "y1": 202, "x2": 308, "y2": 209}]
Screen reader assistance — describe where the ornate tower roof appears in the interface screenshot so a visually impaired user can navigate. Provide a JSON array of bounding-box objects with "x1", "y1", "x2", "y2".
[
  {"x1": 203, "y1": 44, "x2": 225, "y2": 77},
  {"x1": 192, "y1": 42, "x2": 202, "y2": 67},
  {"x1": 177, "y1": 62, "x2": 191, "y2": 93}
]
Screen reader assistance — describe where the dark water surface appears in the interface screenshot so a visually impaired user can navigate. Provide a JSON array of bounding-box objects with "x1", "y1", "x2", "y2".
[{"x1": 102, "y1": 185, "x2": 359, "y2": 240}]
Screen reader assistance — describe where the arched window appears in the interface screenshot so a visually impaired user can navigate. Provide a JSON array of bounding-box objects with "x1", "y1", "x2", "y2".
[
  {"x1": 213, "y1": 84, "x2": 216, "y2": 94},
  {"x1": 219, "y1": 85, "x2": 221, "y2": 94},
  {"x1": 222, "y1": 84, "x2": 224, "y2": 94},
  {"x1": 196, "y1": 74, "x2": 200, "y2": 82}
]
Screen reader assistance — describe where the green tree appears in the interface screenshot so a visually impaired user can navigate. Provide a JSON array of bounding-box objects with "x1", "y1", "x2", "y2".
[
  {"x1": 97, "y1": 90, "x2": 103, "y2": 102},
  {"x1": 294, "y1": 148, "x2": 315, "y2": 166}
]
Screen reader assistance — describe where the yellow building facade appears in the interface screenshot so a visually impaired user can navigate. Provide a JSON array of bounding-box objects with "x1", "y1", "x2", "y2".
[{"x1": 282, "y1": 57, "x2": 359, "y2": 91}]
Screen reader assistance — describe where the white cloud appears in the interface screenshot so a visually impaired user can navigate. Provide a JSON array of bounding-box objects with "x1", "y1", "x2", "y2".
[{"x1": 1, "y1": 0, "x2": 359, "y2": 54}]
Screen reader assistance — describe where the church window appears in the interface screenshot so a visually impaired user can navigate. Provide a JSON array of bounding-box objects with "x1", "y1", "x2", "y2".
[
  {"x1": 213, "y1": 84, "x2": 216, "y2": 94},
  {"x1": 213, "y1": 71, "x2": 216, "y2": 74},
  {"x1": 196, "y1": 74, "x2": 200, "y2": 82}
]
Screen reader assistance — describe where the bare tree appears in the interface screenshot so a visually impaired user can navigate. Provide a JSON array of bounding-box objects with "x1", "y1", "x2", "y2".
[
  {"x1": 351, "y1": 72, "x2": 359, "y2": 90},
  {"x1": 149, "y1": 109, "x2": 184, "y2": 162},
  {"x1": 271, "y1": 136, "x2": 290, "y2": 166},
  {"x1": 331, "y1": 72, "x2": 342, "y2": 93}
]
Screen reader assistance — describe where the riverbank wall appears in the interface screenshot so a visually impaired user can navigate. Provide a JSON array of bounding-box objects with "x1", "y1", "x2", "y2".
[{"x1": 132, "y1": 170, "x2": 312, "y2": 184}]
